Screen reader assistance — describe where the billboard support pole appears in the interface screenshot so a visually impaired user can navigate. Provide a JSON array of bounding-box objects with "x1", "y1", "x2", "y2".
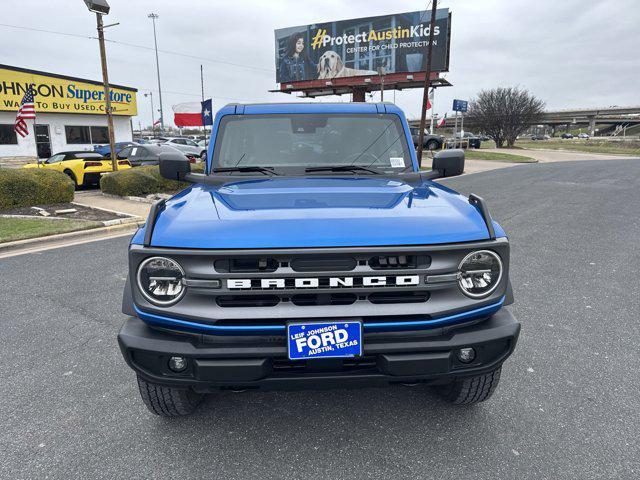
[
  {"x1": 416, "y1": 0, "x2": 438, "y2": 167},
  {"x1": 377, "y1": 67, "x2": 385, "y2": 102},
  {"x1": 352, "y1": 87, "x2": 366, "y2": 102}
]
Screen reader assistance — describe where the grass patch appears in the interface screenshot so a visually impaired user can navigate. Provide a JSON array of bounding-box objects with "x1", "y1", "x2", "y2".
[
  {"x1": 0, "y1": 217, "x2": 100, "y2": 243},
  {"x1": 465, "y1": 150, "x2": 536, "y2": 163},
  {"x1": 515, "y1": 139, "x2": 640, "y2": 156}
]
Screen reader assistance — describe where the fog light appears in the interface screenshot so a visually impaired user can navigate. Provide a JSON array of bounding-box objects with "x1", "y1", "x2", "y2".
[
  {"x1": 168, "y1": 356, "x2": 188, "y2": 372},
  {"x1": 457, "y1": 347, "x2": 476, "y2": 363}
]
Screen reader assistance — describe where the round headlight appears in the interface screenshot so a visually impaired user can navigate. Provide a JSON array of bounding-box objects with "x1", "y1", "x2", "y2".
[
  {"x1": 458, "y1": 250, "x2": 503, "y2": 298},
  {"x1": 137, "y1": 257, "x2": 186, "y2": 306}
]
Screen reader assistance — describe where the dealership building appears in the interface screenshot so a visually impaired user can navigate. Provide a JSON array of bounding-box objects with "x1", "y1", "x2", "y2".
[{"x1": 0, "y1": 64, "x2": 137, "y2": 160}]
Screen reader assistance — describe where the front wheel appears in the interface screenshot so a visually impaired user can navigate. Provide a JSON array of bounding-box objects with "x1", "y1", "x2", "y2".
[
  {"x1": 435, "y1": 367, "x2": 502, "y2": 405},
  {"x1": 137, "y1": 376, "x2": 203, "y2": 417},
  {"x1": 426, "y1": 140, "x2": 440, "y2": 151}
]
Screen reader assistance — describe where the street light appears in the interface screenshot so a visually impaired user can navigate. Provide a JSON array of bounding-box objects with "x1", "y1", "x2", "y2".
[
  {"x1": 83, "y1": 0, "x2": 118, "y2": 171},
  {"x1": 148, "y1": 13, "x2": 164, "y2": 133},
  {"x1": 144, "y1": 92, "x2": 155, "y2": 137}
]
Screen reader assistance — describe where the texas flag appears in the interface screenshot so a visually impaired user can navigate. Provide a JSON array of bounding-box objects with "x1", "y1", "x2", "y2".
[
  {"x1": 172, "y1": 100, "x2": 213, "y2": 127},
  {"x1": 201, "y1": 99, "x2": 213, "y2": 126}
]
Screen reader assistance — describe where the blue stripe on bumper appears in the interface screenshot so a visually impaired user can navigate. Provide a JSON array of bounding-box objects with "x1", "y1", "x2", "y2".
[{"x1": 133, "y1": 296, "x2": 505, "y2": 335}]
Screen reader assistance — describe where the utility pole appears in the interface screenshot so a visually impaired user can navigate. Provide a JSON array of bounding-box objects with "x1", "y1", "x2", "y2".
[
  {"x1": 415, "y1": 0, "x2": 438, "y2": 167},
  {"x1": 148, "y1": 13, "x2": 164, "y2": 132},
  {"x1": 95, "y1": 13, "x2": 118, "y2": 171},
  {"x1": 377, "y1": 66, "x2": 385, "y2": 101}
]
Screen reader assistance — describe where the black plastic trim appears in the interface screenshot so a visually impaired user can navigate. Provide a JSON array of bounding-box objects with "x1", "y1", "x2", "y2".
[
  {"x1": 468, "y1": 194, "x2": 496, "y2": 239},
  {"x1": 143, "y1": 199, "x2": 166, "y2": 247}
]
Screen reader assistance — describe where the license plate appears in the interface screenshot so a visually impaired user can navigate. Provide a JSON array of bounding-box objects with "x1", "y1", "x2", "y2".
[{"x1": 287, "y1": 321, "x2": 362, "y2": 360}]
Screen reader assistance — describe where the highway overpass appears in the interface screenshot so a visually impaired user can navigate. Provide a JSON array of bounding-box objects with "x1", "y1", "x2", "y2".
[{"x1": 409, "y1": 105, "x2": 640, "y2": 135}]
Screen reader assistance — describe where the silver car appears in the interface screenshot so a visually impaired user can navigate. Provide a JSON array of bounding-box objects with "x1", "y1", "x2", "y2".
[{"x1": 160, "y1": 137, "x2": 207, "y2": 160}]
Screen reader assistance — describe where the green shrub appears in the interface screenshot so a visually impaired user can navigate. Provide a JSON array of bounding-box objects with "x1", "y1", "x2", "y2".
[
  {"x1": 99, "y1": 164, "x2": 204, "y2": 197},
  {"x1": 0, "y1": 168, "x2": 75, "y2": 211}
]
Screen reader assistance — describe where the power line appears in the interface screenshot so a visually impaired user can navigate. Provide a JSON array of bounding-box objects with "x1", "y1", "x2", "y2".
[{"x1": 0, "y1": 23, "x2": 272, "y2": 73}]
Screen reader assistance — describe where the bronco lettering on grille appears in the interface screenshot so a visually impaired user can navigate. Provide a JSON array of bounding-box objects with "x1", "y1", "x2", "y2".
[{"x1": 226, "y1": 275, "x2": 419, "y2": 290}]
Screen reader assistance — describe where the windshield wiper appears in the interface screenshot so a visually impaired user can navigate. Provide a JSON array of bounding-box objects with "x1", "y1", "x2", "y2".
[
  {"x1": 211, "y1": 166, "x2": 279, "y2": 176},
  {"x1": 305, "y1": 165, "x2": 381, "y2": 175}
]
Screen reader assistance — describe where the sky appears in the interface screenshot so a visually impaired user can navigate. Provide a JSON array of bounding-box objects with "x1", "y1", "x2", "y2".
[{"x1": 0, "y1": 0, "x2": 638, "y2": 128}]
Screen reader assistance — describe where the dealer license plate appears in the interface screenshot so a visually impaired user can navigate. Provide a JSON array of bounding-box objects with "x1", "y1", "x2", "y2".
[{"x1": 287, "y1": 321, "x2": 362, "y2": 361}]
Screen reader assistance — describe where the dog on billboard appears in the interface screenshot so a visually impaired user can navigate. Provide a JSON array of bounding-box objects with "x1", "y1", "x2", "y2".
[{"x1": 317, "y1": 51, "x2": 378, "y2": 79}]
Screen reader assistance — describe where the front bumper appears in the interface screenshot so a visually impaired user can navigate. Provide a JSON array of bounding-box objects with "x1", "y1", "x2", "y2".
[{"x1": 118, "y1": 308, "x2": 520, "y2": 392}]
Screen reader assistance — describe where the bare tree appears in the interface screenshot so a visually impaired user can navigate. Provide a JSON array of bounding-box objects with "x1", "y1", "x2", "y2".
[{"x1": 466, "y1": 87, "x2": 545, "y2": 148}]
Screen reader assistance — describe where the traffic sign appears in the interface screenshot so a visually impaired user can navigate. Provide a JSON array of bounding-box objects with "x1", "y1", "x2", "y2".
[{"x1": 453, "y1": 99, "x2": 468, "y2": 112}]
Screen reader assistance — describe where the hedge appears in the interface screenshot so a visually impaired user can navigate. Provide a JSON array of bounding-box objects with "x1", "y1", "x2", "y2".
[
  {"x1": 99, "y1": 164, "x2": 204, "y2": 197},
  {"x1": 0, "y1": 168, "x2": 75, "y2": 211}
]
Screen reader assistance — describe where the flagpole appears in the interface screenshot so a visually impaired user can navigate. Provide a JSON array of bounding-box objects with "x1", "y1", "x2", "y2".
[
  {"x1": 429, "y1": 89, "x2": 435, "y2": 133},
  {"x1": 34, "y1": 118, "x2": 40, "y2": 168},
  {"x1": 200, "y1": 65, "x2": 207, "y2": 150}
]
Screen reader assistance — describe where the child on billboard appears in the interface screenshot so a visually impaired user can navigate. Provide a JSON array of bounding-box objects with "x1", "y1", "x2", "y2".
[{"x1": 278, "y1": 32, "x2": 317, "y2": 82}]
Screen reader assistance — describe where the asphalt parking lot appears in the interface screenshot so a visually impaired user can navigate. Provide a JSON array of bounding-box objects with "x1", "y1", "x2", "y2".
[{"x1": 1, "y1": 159, "x2": 639, "y2": 479}]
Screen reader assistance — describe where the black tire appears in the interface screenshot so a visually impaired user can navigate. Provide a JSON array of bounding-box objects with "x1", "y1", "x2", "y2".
[
  {"x1": 63, "y1": 169, "x2": 79, "y2": 189},
  {"x1": 426, "y1": 140, "x2": 440, "y2": 151},
  {"x1": 136, "y1": 375, "x2": 203, "y2": 417},
  {"x1": 436, "y1": 367, "x2": 502, "y2": 405}
]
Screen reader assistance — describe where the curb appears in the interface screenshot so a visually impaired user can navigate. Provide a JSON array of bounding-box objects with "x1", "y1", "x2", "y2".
[
  {"x1": 0, "y1": 220, "x2": 145, "y2": 254},
  {"x1": 0, "y1": 214, "x2": 141, "y2": 227},
  {"x1": 100, "y1": 192, "x2": 170, "y2": 204}
]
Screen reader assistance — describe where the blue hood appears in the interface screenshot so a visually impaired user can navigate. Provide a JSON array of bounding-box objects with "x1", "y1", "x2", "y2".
[{"x1": 138, "y1": 177, "x2": 501, "y2": 249}]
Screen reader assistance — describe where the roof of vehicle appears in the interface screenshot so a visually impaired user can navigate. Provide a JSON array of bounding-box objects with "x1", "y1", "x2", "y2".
[
  {"x1": 53, "y1": 151, "x2": 104, "y2": 158},
  {"x1": 219, "y1": 102, "x2": 405, "y2": 116}
]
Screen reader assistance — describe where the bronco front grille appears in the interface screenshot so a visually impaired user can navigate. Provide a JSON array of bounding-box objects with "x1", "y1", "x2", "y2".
[{"x1": 205, "y1": 250, "x2": 432, "y2": 308}]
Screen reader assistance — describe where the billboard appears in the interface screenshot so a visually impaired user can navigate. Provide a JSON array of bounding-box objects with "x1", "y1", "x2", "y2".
[
  {"x1": 274, "y1": 9, "x2": 450, "y2": 84},
  {"x1": 0, "y1": 64, "x2": 137, "y2": 116}
]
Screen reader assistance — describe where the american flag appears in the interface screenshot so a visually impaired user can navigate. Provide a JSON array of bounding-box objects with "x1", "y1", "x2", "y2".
[{"x1": 14, "y1": 87, "x2": 36, "y2": 138}]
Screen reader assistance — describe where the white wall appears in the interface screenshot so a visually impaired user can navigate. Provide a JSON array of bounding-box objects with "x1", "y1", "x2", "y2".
[{"x1": 0, "y1": 112, "x2": 132, "y2": 158}]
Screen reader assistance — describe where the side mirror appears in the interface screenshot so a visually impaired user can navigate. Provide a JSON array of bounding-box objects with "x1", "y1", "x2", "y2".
[
  {"x1": 432, "y1": 149, "x2": 465, "y2": 177},
  {"x1": 159, "y1": 152, "x2": 191, "y2": 181}
]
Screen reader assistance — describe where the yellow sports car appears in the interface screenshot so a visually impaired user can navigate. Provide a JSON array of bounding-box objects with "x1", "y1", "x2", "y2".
[{"x1": 23, "y1": 150, "x2": 131, "y2": 188}]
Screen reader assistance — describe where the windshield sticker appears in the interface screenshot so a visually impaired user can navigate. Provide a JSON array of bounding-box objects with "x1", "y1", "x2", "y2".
[
  {"x1": 131, "y1": 148, "x2": 137, "y2": 156},
  {"x1": 389, "y1": 157, "x2": 405, "y2": 168}
]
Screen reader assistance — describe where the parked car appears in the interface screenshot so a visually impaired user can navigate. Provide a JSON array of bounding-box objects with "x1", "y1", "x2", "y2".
[
  {"x1": 577, "y1": 133, "x2": 590, "y2": 139},
  {"x1": 159, "y1": 137, "x2": 207, "y2": 160},
  {"x1": 561, "y1": 133, "x2": 573, "y2": 139},
  {"x1": 93, "y1": 141, "x2": 141, "y2": 158},
  {"x1": 132, "y1": 138, "x2": 150, "y2": 144},
  {"x1": 409, "y1": 127, "x2": 444, "y2": 150},
  {"x1": 531, "y1": 134, "x2": 550, "y2": 140},
  {"x1": 117, "y1": 144, "x2": 197, "y2": 166},
  {"x1": 23, "y1": 151, "x2": 130, "y2": 188},
  {"x1": 453, "y1": 132, "x2": 482, "y2": 149},
  {"x1": 118, "y1": 102, "x2": 520, "y2": 417}
]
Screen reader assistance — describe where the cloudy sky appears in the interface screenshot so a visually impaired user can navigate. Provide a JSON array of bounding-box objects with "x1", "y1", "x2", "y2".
[{"x1": 1, "y1": 0, "x2": 638, "y2": 128}]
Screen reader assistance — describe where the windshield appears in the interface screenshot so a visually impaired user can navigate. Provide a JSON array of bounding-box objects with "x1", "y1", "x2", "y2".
[{"x1": 212, "y1": 114, "x2": 412, "y2": 173}]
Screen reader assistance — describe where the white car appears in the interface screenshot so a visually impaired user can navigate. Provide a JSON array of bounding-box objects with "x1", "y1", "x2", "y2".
[
  {"x1": 577, "y1": 133, "x2": 590, "y2": 139},
  {"x1": 159, "y1": 137, "x2": 207, "y2": 160}
]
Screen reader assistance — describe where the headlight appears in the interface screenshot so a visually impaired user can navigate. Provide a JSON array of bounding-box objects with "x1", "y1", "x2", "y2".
[
  {"x1": 136, "y1": 257, "x2": 186, "y2": 306},
  {"x1": 458, "y1": 250, "x2": 503, "y2": 298}
]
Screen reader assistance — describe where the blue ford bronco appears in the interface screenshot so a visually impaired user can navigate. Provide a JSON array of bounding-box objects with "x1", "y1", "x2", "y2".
[{"x1": 118, "y1": 102, "x2": 520, "y2": 416}]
